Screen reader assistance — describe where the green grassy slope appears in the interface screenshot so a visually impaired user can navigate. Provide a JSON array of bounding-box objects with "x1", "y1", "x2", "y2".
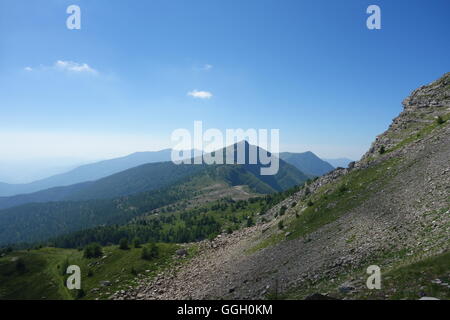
[{"x1": 0, "y1": 243, "x2": 182, "y2": 300}]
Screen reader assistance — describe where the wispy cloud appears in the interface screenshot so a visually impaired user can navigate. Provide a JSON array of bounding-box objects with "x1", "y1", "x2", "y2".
[
  {"x1": 54, "y1": 60, "x2": 98, "y2": 74},
  {"x1": 23, "y1": 60, "x2": 98, "y2": 75},
  {"x1": 187, "y1": 90, "x2": 213, "y2": 99}
]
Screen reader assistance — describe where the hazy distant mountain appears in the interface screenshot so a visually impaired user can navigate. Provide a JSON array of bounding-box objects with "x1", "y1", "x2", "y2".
[
  {"x1": 280, "y1": 151, "x2": 334, "y2": 177},
  {"x1": 0, "y1": 161, "x2": 205, "y2": 210},
  {"x1": 0, "y1": 142, "x2": 308, "y2": 245},
  {"x1": 0, "y1": 148, "x2": 326, "y2": 198},
  {"x1": 0, "y1": 149, "x2": 183, "y2": 197},
  {"x1": 0, "y1": 142, "x2": 308, "y2": 211},
  {"x1": 323, "y1": 158, "x2": 354, "y2": 169},
  {"x1": 0, "y1": 159, "x2": 86, "y2": 184}
]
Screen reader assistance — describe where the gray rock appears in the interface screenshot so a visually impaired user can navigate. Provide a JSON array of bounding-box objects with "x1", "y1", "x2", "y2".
[
  {"x1": 339, "y1": 282, "x2": 355, "y2": 294},
  {"x1": 175, "y1": 249, "x2": 188, "y2": 256}
]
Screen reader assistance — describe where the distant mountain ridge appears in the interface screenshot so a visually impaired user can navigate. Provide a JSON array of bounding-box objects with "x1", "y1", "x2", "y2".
[
  {"x1": 322, "y1": 158, "x2": 354, "y2": 169},
  {"x1": 279, "y1": 152, "x2": 334, "y2": 177},
  {"x1": 0, "y1": 162, "x2": 204, "y2": 210},
  {"x1": 0, "y1": 142, "x2": 308, "y2": 245},
  {"x1": 0, "y1": 143, "x2": 308, "y2": 210},
  {"x1": 0, "y1": 149, "x2": 176, "y2": 197},
  {"x1": 0, "y1": 148, "x2": 333, "y2": 198}
]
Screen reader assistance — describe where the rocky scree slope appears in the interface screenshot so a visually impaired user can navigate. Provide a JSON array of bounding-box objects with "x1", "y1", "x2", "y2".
[{"x1": 113, "y1": 73, "x2": 450, "y2": 300}]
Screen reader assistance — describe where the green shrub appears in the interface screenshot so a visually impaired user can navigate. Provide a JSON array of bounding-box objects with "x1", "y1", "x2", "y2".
[
  {"x1": 436, "y1": 115, "x2": 445, "y2": 125},
  {"x1": 379, "y1": 145, "x2": 386, "y2": 154},
  {"x1": 76, "y1": 289, "x2": 85, "y2": 299},
  {"x1": 61, "y1": 258, "x2": 70, "y2": 275},
  {"x1": 133, "y1": 238, "x2": 142, "y2": 248},
  {"x1": 338, "y1": 184, "x2": 348, "y2": 193},
  {"x1": 119, "y1": 238, "x2": 129, "y2": 250},
  {"x1": 142, "y1": 243, "x2": 159, "y2": 260},
  {"x1": 131, "y1": 266, "x2": 138, "y2": 276},
  {"x1": 304, "y1": 187, "x2": 311, "y2": 196},
  {"x1": 307, "y1": 200, "x2": 314, "y2": 207},
  {"x1": 83, "y1": 243, "x2": 103, "y2": 259},
  {"x1": 278, "y1": 220, "x2": 284, "y2": 230},
  {"x1": 279, "y1": 205, "x2": 287, "y2": 216},
  {"x1": 15, "y1": 258, "x2": 26, "y2": 273}
]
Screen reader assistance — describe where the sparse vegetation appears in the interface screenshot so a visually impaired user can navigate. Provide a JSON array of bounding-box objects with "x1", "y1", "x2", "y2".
[{"x1": 435, "y1": 115, "x2": 445, "y2": 125}]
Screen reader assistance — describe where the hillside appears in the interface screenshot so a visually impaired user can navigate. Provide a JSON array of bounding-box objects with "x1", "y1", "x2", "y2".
[
  {"x1": 0, "y1": 244, "x2": 183, "y2": 300},
  {"x1": 110, "y1": 72, "x2": 450, "y2": 300}
]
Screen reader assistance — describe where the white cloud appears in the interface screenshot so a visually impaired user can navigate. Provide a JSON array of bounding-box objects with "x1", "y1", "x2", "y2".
[
  {"x1": 54, "y1": 60, "x2": 98, "y2": 74},
  {"x1": 203, "y1": 64, "x2": 213, "y2": 71},
  {"x1": 187, "y1": 90, "x2": 213, "y2": 99},
  {"x1": 23, "y1": 60, "x2": 98, "y2": 75}
]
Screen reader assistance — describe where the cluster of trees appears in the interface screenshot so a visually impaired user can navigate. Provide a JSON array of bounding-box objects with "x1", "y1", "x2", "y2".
[
  {"x1": 49, "y1": 185, "x2": 303, "y2": 250},
  {"x1": 81, "y1": 240, "x2": 160, "y2": 262},
  {"x1": 50, "y1": 197, "x2": 257, "y2": 248},
  {"x1": 0, "y1": 181, "x2": 305, "y2": 254},
  {"x1": 0, "y1": 176, "x2": 201, "y2": 246}
]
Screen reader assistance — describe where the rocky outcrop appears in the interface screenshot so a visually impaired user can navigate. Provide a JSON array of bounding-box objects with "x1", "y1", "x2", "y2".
[{"x1": 362, "y1": 72, "x2": 450, "y2": 162}]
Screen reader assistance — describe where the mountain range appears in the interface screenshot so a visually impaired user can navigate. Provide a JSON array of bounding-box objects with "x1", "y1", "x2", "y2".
[
  {"x1": 0, "y1": 149, "x2": 175, "y2": 197},
  {"x1": 0, "y1": 142, "x2": 309, "y2": 245},
  {"x1": 0, "y1": 149, "x2": 335, "y2": 198}
]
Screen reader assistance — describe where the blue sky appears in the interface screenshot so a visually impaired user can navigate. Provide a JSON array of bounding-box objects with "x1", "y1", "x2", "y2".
[{"x1": 1, "y1": 0, "x2": 449, "y2": 170}]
